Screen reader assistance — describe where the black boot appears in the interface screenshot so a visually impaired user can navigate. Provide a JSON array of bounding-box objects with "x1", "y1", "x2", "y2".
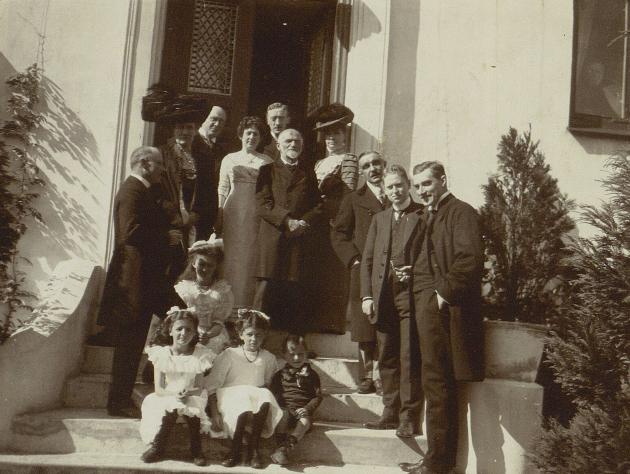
[
  {"x1": 222, "y1": 412, "x2": 250, "y2": 467},
  {"x1": 184, "y1": 416, "x2": 206, "y2": 466},
  {"x1": 141, "y1": 411, "x2": 177, "y2": 463},
  {"x1": 248, "y1": 403, "x2": 269, "y2": 469}
]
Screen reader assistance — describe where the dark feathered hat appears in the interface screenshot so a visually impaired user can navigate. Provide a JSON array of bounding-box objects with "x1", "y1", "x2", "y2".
[{"x1": 311, "y1": 102, "x2": 354, "y2": 131}]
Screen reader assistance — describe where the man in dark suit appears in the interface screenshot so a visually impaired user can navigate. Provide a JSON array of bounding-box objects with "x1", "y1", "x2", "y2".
[
  {"x1": 331, "y1": 151, "x2": 388, "y2": 394},
  {"x1": 190, "y1": 105, "x2": 227, "y2": 239},
  {"x1": 361, "y1": 165, "x2": 424, "y2": 438},
  {"x1": 253, "y1": 128, "x2": 323, "y2": 334},
  {"x1": 97, "y1": 146, "x2": 172, "y2": 417},
  {"x1": 263, "y1": 102, "x2": 290, "y2": 161},
  {"x1": 401, "y1": 161, "x2": 485, "y2": 474}
]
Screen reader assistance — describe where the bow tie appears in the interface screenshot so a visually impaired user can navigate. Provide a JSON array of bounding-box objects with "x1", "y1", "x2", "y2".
[{"x1": 393, "y1": 209, "x2": 405, "y2": 222}]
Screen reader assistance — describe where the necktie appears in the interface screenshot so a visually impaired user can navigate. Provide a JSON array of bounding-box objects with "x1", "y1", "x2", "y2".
[
  {"x1": 377, "y1": 188, "x2": 387, "y2": 206},
  {"x1": 394, "y1": 209, "x2": 403, "y2": 223}
]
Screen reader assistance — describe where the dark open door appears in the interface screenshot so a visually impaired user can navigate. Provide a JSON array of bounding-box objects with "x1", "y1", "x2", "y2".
[
  {"x1": 305, "y1": 8, "x2": 335, "y2": 117},
  {"x1": 158, "y1": 0, "x2": 255, "y2": 147}
]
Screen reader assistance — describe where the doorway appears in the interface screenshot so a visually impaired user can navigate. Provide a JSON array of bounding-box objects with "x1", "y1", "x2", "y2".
[
  {"x1": 248, "y1": 0, "x2": 335, "y2": 130},
  {"x1": 156, "y1": 0, "x2": 338, "y2": 149}
]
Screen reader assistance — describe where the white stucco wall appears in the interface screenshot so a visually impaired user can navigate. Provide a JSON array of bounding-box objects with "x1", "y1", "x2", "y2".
[
  {"x1": 383, "y1": 0, "x2": 625, "y2": 237},
  {"x1": 0, "y1": 0, "x2": 157, "y2": 304}
]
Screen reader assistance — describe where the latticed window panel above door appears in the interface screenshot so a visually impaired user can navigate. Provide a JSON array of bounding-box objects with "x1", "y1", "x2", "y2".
[{"x1": 187, "y1": 0, "x2": 238, "y2": 95}]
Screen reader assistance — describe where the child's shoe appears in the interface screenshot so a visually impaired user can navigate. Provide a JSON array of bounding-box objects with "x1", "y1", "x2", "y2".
[
  {"x1": 249, "y1": 448, "x2": 264, "y2": 469},
  {"x1": 271, "y1": 445, "x2": 290, "y2": 465},
  {"x1": 193, "y1": 454, "x2": 207, "y2": 467},
  {"x1": 221, "y1": 455, "x2": 240, "y2": 467}
]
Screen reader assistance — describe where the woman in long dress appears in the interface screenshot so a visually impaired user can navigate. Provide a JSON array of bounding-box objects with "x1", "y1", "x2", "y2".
[
  {"x1": 216, "y1": 116, "x2": 273, "y2": 311},
  {"x1": 309, "y1": 103, "x2": 358, "y2": 333}
]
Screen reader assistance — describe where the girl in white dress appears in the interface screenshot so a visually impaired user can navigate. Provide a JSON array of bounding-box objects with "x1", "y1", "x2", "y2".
[
  {"x1": 206, "y1": 309, "x2": 282, "y2": 469},
  {"x1": 215, "y1": 116, "x2": 273, "y2": 310},
  {"x1": 174, "y1": 238, "x2": 234, "y2": 354},
  {"x1": 140, "y1": 310, "x2": 215, "y2": 466}
]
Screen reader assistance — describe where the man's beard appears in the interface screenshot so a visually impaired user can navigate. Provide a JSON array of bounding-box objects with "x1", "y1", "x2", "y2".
[{"x1": 284, "y1": 150, "x2": 300, "y2": 161}]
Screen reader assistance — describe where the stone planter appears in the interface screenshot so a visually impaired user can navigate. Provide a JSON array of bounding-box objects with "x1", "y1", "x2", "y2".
[{"x1": 483, "y1": 320, "x2": 547, "y2": 382}]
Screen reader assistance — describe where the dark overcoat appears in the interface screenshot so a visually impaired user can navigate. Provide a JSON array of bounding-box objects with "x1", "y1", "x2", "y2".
[
  {"x1": 263, "y1": 139, "x2": 280, "y2": 162},
  {"x1": 331, "y1": 184, "x2": 388, "y2": 269},
  {"x1": 360, "y1": 202, "x2": 423, "y2": 324},
  {"x1": 255, "y1": 160, "x2": 323, "y2": 281},
  {"x1": 407, "y1": 194, "x2": 485, "y2": 381},
  {"x1": 191, "y1": 133, "x2": 224, "y2": 239},
  {"x1": 331, "y1": 185, "x2": 388, "y2": 339},
  {"x1": 97, "y1": 177, "x2": 171, "y2": 327}
]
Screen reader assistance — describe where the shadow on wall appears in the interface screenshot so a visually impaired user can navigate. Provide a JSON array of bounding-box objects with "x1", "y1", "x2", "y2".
[
  {"x1": 382, "y1": 0, "x2": 420, "y2": 167},
  {"x1": 348, "y1": 0, "x2": 382, "y2": 48},
  {"x1": 573, "y1": 132, "x2": 630, "y2": 156},
  {"x1": 0, "y1": 52, "x2": 103, "y2": 291},
  {"x1": 27, "y1": 75, "x2": 102, "y2": 262},
  {"x1": 457, "y1": 380, "x2": 543, "y2": 474}
]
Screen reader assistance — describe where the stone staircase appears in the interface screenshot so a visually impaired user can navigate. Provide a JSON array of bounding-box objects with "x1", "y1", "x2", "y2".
[{"x1": 1, "y1": 331, "x2": 426, "y2": 473}]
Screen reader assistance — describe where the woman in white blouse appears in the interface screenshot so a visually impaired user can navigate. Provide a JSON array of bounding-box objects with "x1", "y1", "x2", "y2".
[{"x1": 216, "y1": 116, "x2": 273, "y2": 310}]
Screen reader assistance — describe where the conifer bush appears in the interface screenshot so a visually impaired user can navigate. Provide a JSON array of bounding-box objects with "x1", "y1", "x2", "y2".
[
  {"x1": 532, "y1": 151, "x2": 630, "y2": 473},
  {"x1": 480, "y1": 127, "x2": 575, "y2": 323}
]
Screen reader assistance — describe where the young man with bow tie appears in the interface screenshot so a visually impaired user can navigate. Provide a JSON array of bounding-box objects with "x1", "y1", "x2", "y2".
[{"x1": 360, "y1": 164, "x2": 424, "y2": 438}]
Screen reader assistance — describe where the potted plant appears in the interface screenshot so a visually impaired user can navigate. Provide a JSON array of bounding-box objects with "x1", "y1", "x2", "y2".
[{"x1": 479, "y1": 127, "x2": 575, "y2": 380}]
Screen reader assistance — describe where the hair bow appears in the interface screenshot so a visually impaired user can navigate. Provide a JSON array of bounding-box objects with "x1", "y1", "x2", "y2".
[
  {"x1": 188, "y1": 234, "x2": 223, "y2": 253},
  {"x1": 237, "y1": 308, "x2": 271, "y2": 321}
]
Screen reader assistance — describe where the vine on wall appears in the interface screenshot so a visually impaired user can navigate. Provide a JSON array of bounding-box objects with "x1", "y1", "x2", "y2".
[{"x1": 0, "y1": 64, "x2": 44, "y2": 344}]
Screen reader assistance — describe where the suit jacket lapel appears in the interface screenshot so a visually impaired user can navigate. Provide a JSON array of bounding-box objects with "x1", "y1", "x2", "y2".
[
  {"x1": 403, "y1": 209, "x2": 421, "y2": 248},
  {"x1": 382, "y1": 207, "x2": 394, "y2": 243}
]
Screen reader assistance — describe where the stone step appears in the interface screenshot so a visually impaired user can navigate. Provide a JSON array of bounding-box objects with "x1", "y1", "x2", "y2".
[
  {"x1": 130, "y1": 384, "x2": 384, "y2": 424},
  {"x1": 0, "y1": 452, "x2": 404, "y2": 473},
  {"x1": 306, "y1": 332, "x2": 357, "y2": 359},
  {"x1": 81, "y1": 346, "x2": 361, "y2": 389},
  {"x1": 82, "y1": 345, "x2": 361, "y2": 390},
  {"x1": 82, "y1": 345, "x2": 147, "y2": 375},
  {"x1": 81, "y1": 345, "x2": 113, "y2": 374},
  {"x1": 63, "y1": 373, "x2": 111, "y2": 409},
  {"x1": 9, "y1": 408, "x2": 426, "y2": 467},
  {"x1": 311, "y1": 357, "x2": 361, "y2": 389},
  {"x1": 319, "y1": 388, "x2": 384, "y2": 423}
]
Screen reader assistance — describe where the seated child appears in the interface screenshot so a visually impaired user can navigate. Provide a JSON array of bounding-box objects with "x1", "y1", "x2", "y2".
[
  {"x1": 270, "y1": 334, "x2": 323, "y2": 465},
  {"x1": 174, "y1": 238, "x2": 234, "y2": 355},
  {"x1": 139, "y1": 310, "x2": 215, "y2": 466},
  {"x1": 205, "y1": 309, "x2": 283, "y2": 469}
]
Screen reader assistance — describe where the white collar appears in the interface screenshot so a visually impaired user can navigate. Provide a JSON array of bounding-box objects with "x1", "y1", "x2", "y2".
[
  {"x1": 366, "y1": 181, "x2": 383, "y2": 198},
  {"x1": 432, "y1": 191, "x2": 451, "y2": 211},
  {"x1": 280, "y1": 157, "x2": 298, "y2": 167},
  {"x1": 130, "y1": 173, "x2": 151, "y2": 188},
  {"x1": 392, "y1": 196, "x2": 411, "y2": 212}
]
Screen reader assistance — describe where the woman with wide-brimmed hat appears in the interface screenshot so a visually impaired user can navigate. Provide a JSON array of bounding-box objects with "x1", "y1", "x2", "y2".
[{"x1": 306, "y1": 103, "x2": 358, "y2": 334}]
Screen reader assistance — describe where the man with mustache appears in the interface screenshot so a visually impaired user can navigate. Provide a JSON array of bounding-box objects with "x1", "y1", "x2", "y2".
[
  {"x1": 331, "y1": 151, "x2": 389, "y2": 395},
  {"x1": 401, "y1": 161, "x2": 485, "y2": 474},
  {"x1": 263, "y1": 102, "x2": 291, "y2": 161},
  {"x1": 190, "y1": 105, "x2": 227, "y2": 239},
  {"x1": 360, "y1": 165, "x2": 424, "y2": 437},
  {"x1": 253, "y1": 129, "x2": 323, "y2": 334}
]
